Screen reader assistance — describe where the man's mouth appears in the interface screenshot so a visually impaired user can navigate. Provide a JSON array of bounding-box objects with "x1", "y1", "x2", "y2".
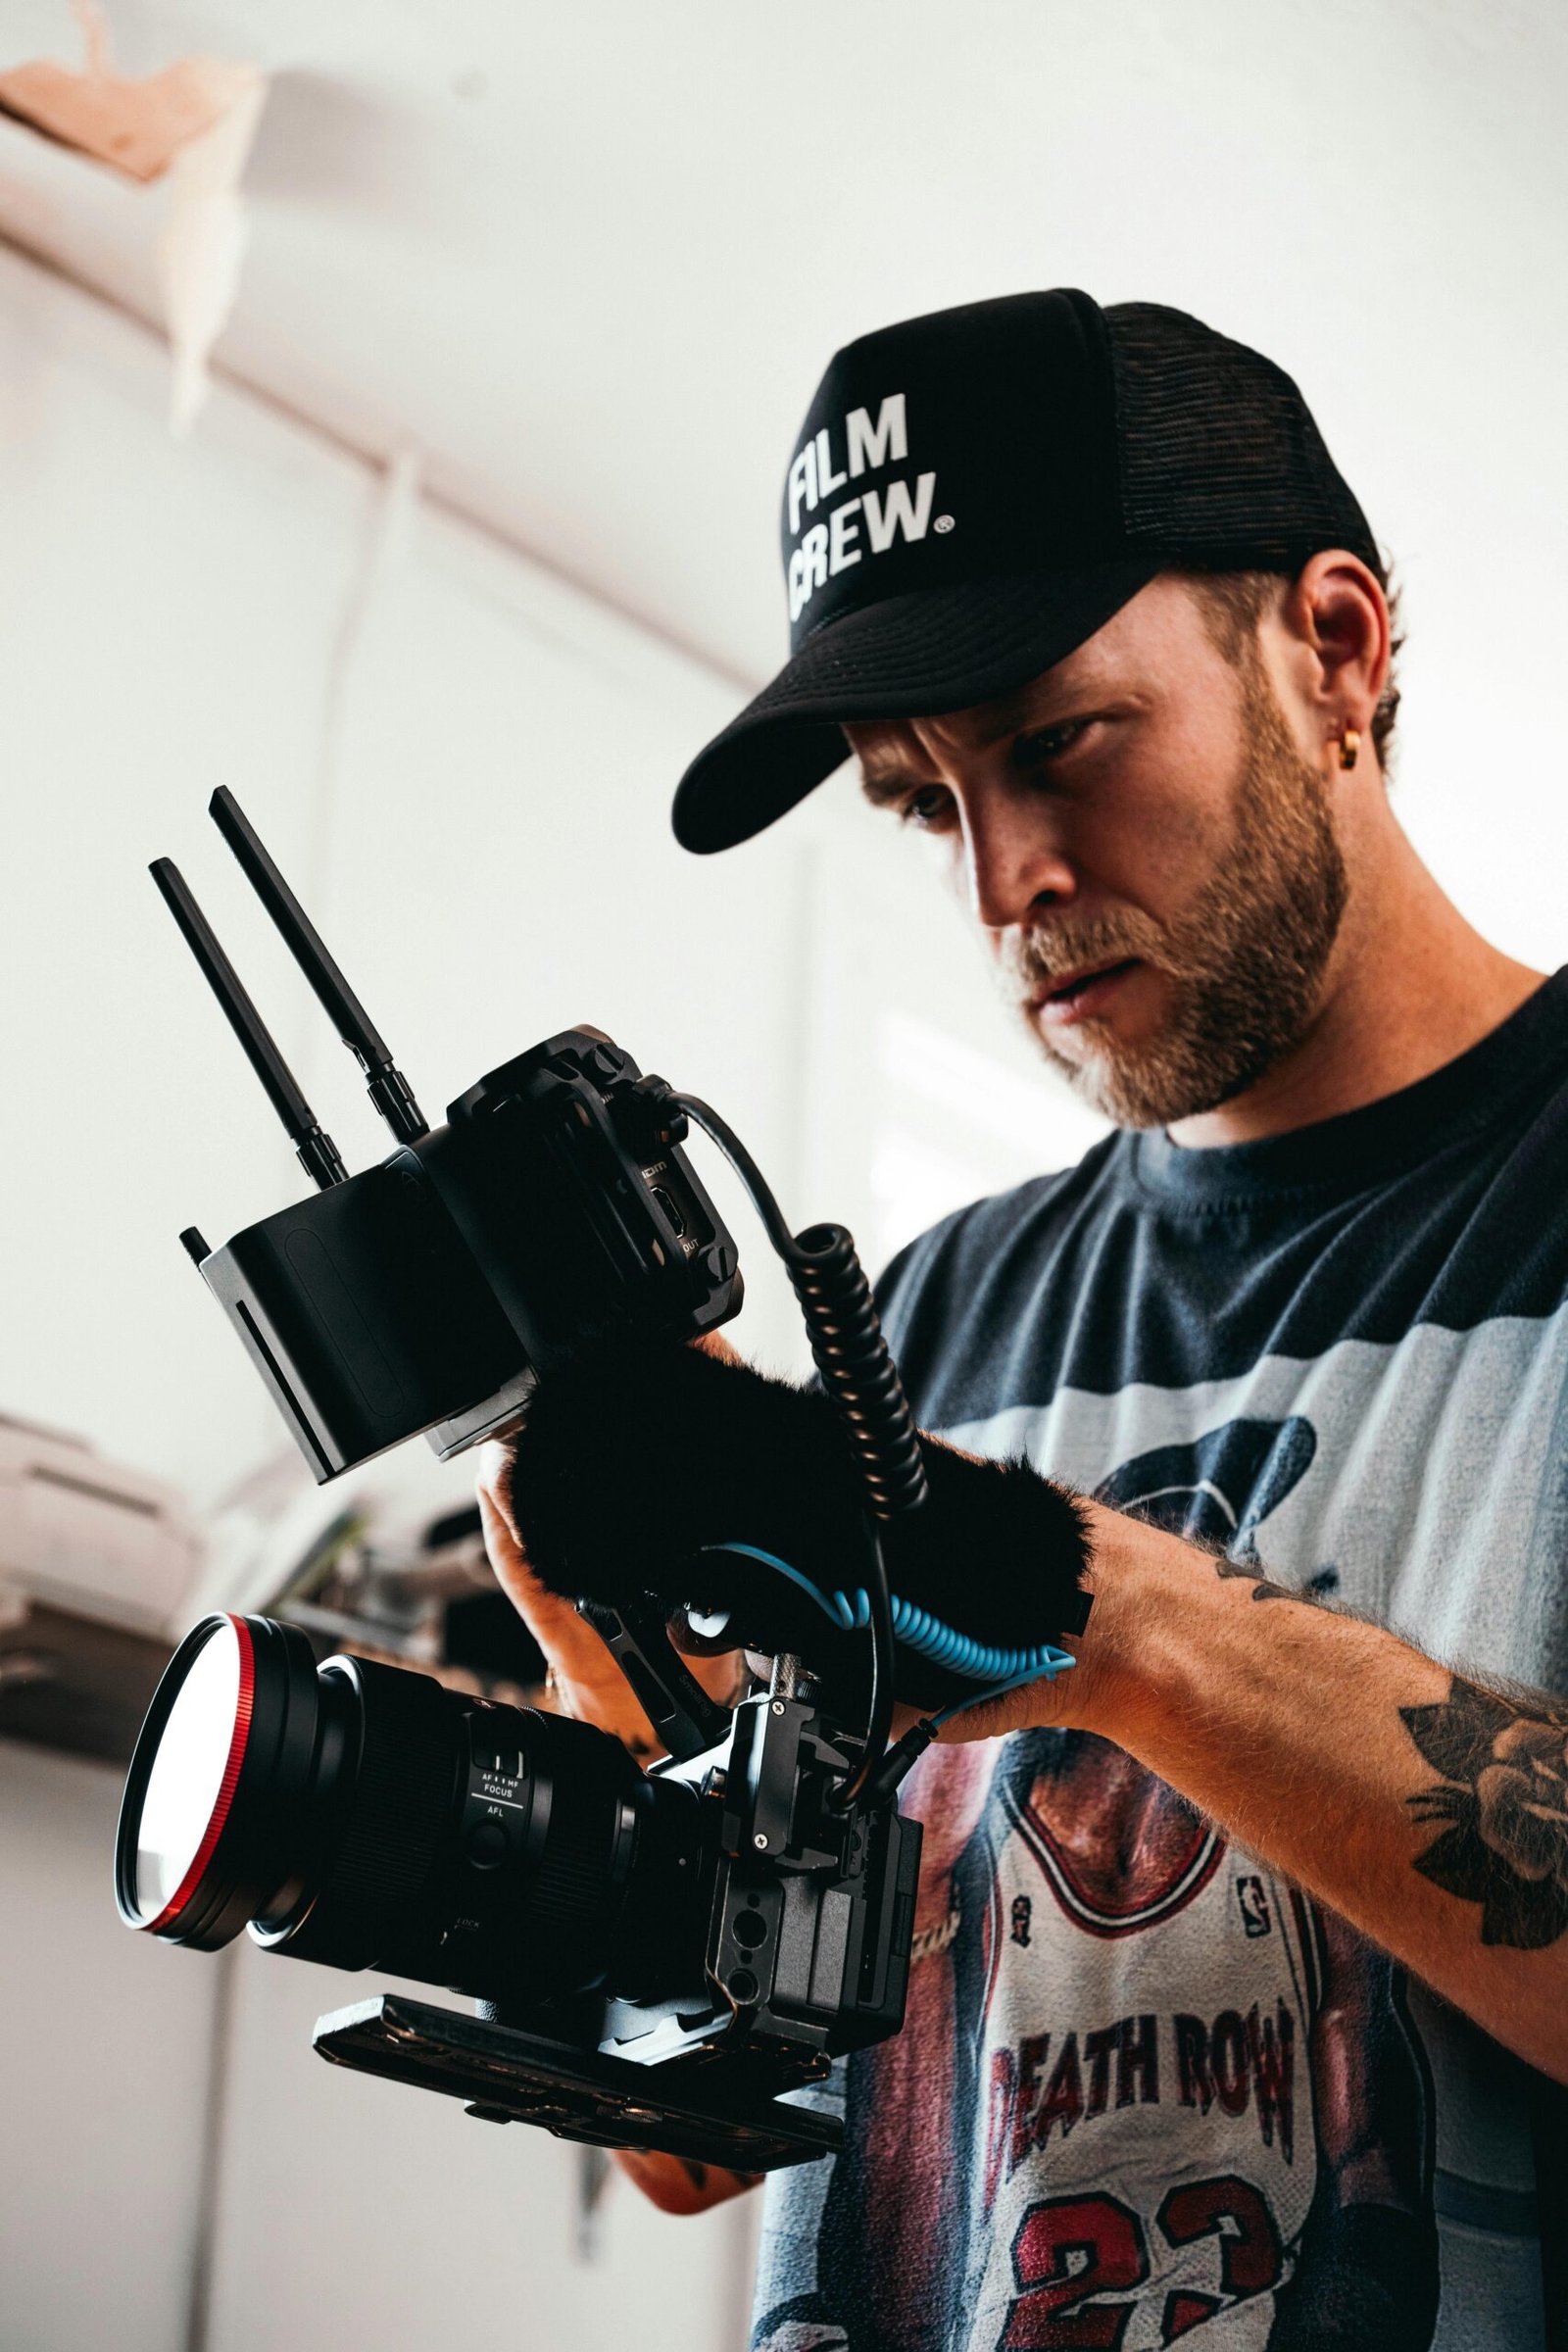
[{"x1": 1030, "y1": 958, "x2": 1140, "y2": 1027}]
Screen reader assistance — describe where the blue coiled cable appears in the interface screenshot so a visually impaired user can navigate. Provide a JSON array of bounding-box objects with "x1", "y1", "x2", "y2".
[{"x1": 700, "y1": 1541, "x2": 1077, "y2": 1695}]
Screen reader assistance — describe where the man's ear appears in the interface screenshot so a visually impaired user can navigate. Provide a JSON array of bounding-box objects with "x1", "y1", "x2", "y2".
[{"x1": 1283, "y1": 550, "x2": 1391, "y2": 754}]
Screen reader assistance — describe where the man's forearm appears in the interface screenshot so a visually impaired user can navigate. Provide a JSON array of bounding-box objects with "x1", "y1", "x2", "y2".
[{"x1": 957, "y1": 1502, "x2": 1568, "y2": 2083}]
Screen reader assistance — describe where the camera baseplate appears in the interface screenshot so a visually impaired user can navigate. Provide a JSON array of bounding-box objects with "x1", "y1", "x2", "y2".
[{"x1": 313, "y1": 1994, "x2": 842, "y2": 2171}]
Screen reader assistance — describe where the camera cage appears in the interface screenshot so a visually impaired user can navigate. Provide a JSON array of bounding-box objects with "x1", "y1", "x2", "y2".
[
  {"x1": 310, "y1": 1645, "x2": 921, "y2": 2168},
  {"x1": 308, "y1": 1662, "x2": 918, "y2": 2166}
]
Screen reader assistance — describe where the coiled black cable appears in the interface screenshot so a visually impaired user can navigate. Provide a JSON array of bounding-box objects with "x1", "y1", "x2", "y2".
[
  {"x1": 788, "y1": 1223, "x2": 929, "y2": 1523},
  {"x1": 673, "y1": 1096, "x2": 927, "y2": 1807}
]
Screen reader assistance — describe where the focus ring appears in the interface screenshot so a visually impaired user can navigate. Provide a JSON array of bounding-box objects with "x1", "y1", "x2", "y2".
[{"x1": 524, "y1": 1716, "x2": 636, "y2": 1975}]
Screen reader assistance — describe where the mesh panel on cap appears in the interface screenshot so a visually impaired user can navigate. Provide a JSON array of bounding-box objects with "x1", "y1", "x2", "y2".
[{"x1": 1105, "y1": 302, "x2": 1383, "y2": 577}]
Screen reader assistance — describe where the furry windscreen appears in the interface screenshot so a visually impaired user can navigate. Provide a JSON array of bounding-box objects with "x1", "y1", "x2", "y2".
[{"x1": 505, "y1": 1341, "x2": 1092, "y2": 1709}]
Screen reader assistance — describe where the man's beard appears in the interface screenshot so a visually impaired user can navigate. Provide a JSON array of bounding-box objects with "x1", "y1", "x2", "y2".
[{"x1": 1002, "y1": 663, "x2": 1349, "y2": 1129}]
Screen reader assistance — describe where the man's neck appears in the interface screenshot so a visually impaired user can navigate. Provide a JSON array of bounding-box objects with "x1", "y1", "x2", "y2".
[{"x1": 1167, "y1": 817, "x2": 1545, "y2": 1149}]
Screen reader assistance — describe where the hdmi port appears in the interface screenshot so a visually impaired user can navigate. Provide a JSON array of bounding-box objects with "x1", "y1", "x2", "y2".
[{"x1": 650, "y1": 1185, "x2": 687, "y2": 1239}]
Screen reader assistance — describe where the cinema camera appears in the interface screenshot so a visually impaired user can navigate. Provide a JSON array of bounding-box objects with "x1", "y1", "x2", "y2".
[{"x1": 115, "y1": 793, "x2": 1079, "y2": 2171}]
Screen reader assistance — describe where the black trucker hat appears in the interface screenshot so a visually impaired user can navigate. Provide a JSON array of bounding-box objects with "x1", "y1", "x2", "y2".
[{"x1": 672, "y1": 290, "x2": 1381, "y2": 854}]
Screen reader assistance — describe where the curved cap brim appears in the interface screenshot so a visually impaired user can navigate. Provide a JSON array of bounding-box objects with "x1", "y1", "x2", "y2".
[{"x1": 672, "y1": 555, "x2": 1163, "y2": 854}]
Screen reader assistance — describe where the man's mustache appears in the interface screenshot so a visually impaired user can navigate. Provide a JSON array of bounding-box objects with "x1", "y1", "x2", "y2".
[{"x1": 1001, "y1": 918, "x2": 1167, "y2": 996}]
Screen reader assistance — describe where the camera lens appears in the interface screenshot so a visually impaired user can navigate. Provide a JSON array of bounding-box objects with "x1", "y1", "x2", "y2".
[{"x1": 117, "y1": 1614, "x2": 706, "y2": 2006}]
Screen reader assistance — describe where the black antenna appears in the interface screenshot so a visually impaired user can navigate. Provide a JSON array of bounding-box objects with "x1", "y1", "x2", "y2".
[
  {"x1": 149, "y1": 859, "x2": 349, "y2": 1193},
  {"x1": 209, "y1": 788, "x2": 428, "y2": 1146}
]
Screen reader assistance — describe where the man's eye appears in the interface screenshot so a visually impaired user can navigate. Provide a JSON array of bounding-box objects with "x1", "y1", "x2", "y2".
[
  {"x1": 898, "y1": 785, "x2": 955, "y2": 830},
  {"x1": 1016, "y1": 719, "x2": 1089, "y2": 765}
]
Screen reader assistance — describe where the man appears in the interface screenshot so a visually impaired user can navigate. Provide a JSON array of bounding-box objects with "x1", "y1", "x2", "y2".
[{"x1": 479, "y1": 292, "x2": 1568, "y2": 2348}]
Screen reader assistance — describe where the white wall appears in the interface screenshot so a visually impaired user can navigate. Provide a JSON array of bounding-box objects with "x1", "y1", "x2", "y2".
[{"x1": 0, "y1": 1740, "x2": 223, "y2": 2352}]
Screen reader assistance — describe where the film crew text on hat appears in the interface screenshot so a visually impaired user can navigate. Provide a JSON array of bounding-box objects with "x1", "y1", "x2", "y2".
[{"x1": 786, "y1": 394, "x2": 941, "y2": 625}]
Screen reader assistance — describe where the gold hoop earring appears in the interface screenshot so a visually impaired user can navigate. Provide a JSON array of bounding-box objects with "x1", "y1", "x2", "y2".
[{"x1": 1337, "y1": 728, "x2": 1361, "y2": 772}]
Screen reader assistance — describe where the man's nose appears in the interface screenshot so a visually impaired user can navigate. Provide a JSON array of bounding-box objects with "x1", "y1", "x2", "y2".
[{"x1": 960, "y1": 791, "x2": 1078, "y2": 930}]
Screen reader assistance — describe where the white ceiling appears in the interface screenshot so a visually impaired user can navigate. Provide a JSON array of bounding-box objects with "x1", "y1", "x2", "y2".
[{"x1": 1, "y1": 0, "x2": 1566, "y2": 703}]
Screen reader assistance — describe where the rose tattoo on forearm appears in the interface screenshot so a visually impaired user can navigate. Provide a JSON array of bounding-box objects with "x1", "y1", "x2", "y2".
[{"x1": 1399, "y1": 1680, "x2": 1568, "y2": 1949}]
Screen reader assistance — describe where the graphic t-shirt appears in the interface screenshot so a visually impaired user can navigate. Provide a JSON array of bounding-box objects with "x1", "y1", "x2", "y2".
[{"x1": 751, "y1": 972, "x2": 1568, "y2": 2352}]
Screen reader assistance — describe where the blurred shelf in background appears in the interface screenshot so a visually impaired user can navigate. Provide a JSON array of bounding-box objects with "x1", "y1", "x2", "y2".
[{"x1": 0, "y1": 1599, "x2": 172, "y2": 1765}]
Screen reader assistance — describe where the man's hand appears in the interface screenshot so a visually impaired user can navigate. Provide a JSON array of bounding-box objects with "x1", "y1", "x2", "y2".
[
  {"x1": 477, "y1": 1448, "x2": 661, "y2": 1758},
  {"x1": 476, "y1": 1331, "x2": 748, "y2": 1754},
  {"x1": 476, "y1": 1436, "x2": 744, "y2": 1759}
]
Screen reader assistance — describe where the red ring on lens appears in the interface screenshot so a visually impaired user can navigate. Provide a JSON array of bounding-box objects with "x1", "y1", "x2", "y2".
[{"x1": 143, "y1": 1614, "x2": 257, "y2": 1934}]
